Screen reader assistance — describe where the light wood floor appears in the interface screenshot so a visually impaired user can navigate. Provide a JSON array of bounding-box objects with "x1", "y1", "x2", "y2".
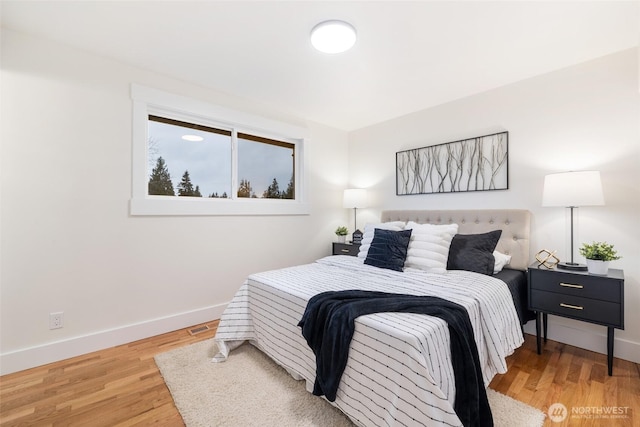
[
  {"x1": 1, "y1": 322, "x2": 638, "y2": 426},
  {"x1": 490, "y1": 334, "x2": 639, "y2": 426}
]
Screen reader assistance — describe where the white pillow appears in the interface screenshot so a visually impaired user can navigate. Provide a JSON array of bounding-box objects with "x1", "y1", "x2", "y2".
[
  {"x1": 403, "y1": 221, "x2": 459, "y2": 273},
  {"x1": 493, "y1": 250, "x2": 512, "y2": 274},
  {"x1": 357, "y1": 221, "x2": 406, "y2": 258}
]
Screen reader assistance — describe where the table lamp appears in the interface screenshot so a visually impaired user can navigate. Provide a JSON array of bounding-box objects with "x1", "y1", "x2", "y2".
[
  {"x1": 343, "y1": 189, "x2": 367, "y2": 243},
  {"x1": 542, "y1": 171, "x2": 604, "y2": 270}
]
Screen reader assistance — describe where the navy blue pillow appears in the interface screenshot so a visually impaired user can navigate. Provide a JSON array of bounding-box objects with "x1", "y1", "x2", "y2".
[
  {"x1": 364, "y1": 228, "x2": 412, "y2": 272},
  {"x1": 446, "y1": 230, "x2": 502, "y2": 275}
]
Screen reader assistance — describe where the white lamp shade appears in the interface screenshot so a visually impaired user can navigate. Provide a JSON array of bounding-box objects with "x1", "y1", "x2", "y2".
[
  {"x1": 542, "y1": 171, "x2": 604, "y2": 207},
  {"x1": 343, "y1": 189, "x2": 367, "y2": 208}
]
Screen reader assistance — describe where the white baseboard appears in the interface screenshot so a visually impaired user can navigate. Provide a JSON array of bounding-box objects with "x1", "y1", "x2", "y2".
[
  {"x1": 3, "y1": 306, "x2": 637, "y2": 376},
  {"x1": 0, "y1": 303, "x2": 227, "y2": 375},
  {"x1": 523, "y1": 318, "x2": 640, "y2": 364}
]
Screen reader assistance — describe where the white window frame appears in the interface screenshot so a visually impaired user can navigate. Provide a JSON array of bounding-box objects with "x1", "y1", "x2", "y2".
[{"x1": 130, "y1": 84, "x2": 309, "y2": 216}]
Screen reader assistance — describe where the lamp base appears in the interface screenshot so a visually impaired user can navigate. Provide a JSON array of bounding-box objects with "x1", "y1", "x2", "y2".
[{"x1": 557, "y1": 262, "x2": 587, "y2": 271}]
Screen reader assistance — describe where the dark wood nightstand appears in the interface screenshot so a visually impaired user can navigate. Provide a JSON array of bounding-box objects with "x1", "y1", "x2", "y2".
[
  {"x1": 332, "y1": 242, "x2": 360, "y2": 256},
  {"x1": 528, "y1": 263, "x2": 624, "y2": 375}
]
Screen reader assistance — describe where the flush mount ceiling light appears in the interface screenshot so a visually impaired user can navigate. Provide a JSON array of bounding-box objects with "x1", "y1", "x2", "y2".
[
  {"x1": 310, "y1": 20, "x2": 357, "y2": 54},
  {"x1": 181, "y1": 134, "x2": 204, "y2": 142}
]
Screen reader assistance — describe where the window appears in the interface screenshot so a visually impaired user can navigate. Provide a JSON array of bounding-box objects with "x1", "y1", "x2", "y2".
[
  {"x1": 148, "y1": 115, "x2": 232, "y2": 198},
  {"x1": 130, "y1": 84, "x2": 309, "y2": 215},
  {"x1": 237, "y1": 133, "x2": 295, "y2": 199}
]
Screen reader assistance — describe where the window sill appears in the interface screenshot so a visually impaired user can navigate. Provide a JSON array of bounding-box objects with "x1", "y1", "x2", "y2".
[{"x1": 130, "y1": 197, "x2": 310, "y2": 216}]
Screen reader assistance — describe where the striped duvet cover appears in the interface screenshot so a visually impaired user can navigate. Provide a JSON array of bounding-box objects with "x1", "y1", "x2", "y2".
[{"x1": 213, "y1": 255, "x2": 523, "y2": 427}]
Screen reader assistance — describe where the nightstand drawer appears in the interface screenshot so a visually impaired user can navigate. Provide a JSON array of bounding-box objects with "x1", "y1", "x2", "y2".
[
  {"x1": 529, "y1": 268, "x2": 622, "y2": 303},
  {"x1": 333, "y1": 242, "x2": 360, "y2": 256},
  {"x1": 530, "y1": 289, "x2": 622, "y2": 327}
]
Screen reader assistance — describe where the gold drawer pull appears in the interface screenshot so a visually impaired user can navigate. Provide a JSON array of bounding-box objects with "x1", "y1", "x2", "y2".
[
  {"x1": 340, "y1": 249, "x2": 350, "y2": 253},
  {"x1": 560, "y1": 283, "x2": 583, "y2": 289},
  {"x1": 560, "y1": 303, "x2": 584, "y2": 310}
]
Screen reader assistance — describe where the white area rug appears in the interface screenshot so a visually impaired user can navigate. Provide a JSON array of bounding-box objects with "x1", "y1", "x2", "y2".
[{"x1": 155, "y1": 340, "x2": 545, "y2": 427}]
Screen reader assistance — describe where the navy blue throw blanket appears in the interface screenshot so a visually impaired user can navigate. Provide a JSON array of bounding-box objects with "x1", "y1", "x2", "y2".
[{"x1": 298, "y1": 290, "x2": 493, "y2": 427}]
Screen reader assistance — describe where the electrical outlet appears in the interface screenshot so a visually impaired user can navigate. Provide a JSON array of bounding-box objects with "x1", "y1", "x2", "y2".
[{"x1": 49, "y1": 312, "x2": 63, "y2": 329}]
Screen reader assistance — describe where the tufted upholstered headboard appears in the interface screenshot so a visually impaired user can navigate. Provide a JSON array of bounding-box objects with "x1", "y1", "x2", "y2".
[{"x1": 380, "y1": 209, "x2": 531, "y2": 271}]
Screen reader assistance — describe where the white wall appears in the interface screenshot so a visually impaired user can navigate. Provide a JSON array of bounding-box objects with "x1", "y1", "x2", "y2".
[
  {"x1": 349, "y1": 48, "x2": 640, "y2": 363},
  {"x1": 0, "y1": 29, "x2": 350, "y2": 374}
]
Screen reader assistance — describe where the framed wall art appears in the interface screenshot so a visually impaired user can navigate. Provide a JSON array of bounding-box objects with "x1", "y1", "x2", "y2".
[{"x1": 396, "y1": 131, "x2": 508, "y2": 195}]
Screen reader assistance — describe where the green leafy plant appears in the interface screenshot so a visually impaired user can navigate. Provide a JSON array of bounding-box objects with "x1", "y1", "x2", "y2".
[
  {"x1": 579, "y1": 241, "x2": 622, "y2": 261},
  {"x1": 335, "y1": 226, "x2": 348, "y2": 236}
]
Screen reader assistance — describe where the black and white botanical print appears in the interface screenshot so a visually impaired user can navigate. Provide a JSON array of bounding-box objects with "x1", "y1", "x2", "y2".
[{"x1": 396, "y1": 132, "x2": 508, "y2": 195}]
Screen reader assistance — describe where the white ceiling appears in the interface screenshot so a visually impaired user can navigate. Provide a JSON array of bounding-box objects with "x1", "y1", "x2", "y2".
[{"x1": 2, "y1": 1, "x2": 638, "y2": 131}]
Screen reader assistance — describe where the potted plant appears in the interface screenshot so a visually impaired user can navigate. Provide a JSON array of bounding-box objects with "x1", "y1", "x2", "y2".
[
  {"x1": 335, "y1": 226, "x2": 348, "y2": 243},
  {"x1": 578, "y1": 241, "x2": 621, "y2": 275}
]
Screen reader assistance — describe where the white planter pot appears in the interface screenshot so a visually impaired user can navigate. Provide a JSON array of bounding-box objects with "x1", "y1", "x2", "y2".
[
  {"x1": 586, "y1": 259, "x2": 610, "y2": 275},
  {"x1": 337, "y1": 235, "x2": 346, "y2": 243}
]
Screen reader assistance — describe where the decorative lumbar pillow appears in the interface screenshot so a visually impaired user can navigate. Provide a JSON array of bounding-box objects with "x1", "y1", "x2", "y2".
[
  {"x1": 364, "y1": 228, "x2": 413, "y2": 272},
  {"x1": 493, "y1": 250, "x2": 512, "y2": 274},
  {"x1": 446, "y1": 230, "x2": 503, "y2": 275},
  {"x1": 357, "y1": 221, "x2": 406, "y2": 258},
  {"x1": 403, "y1": 222, "x2": 459, "y2": 273}
]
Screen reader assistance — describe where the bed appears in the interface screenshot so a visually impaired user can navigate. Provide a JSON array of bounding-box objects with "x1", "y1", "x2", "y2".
[{"x1": 213, "y1": 209, "x2": 533, "y2": 427}]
